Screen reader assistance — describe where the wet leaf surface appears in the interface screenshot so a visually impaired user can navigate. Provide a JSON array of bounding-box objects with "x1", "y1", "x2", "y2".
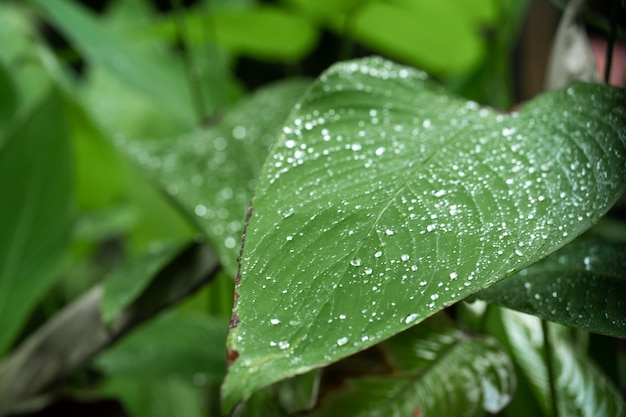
[
  {"x1": 495, "y1": 308, "x2": 625, "y2": 416},
  {"x1": 120, "y1": 79, "x2": 310, "y2": 276},
  {"x1": 305, "y1": 315, "x2": 514, "y2": 417},
  {"x1": 476, "y1": 239, "x2": 626, "y2": 338},
  {"x1": 223, "y1": 57, "x2": 626, "y2": 409}
]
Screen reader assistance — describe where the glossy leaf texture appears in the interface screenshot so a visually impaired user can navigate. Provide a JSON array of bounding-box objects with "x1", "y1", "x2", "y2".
[
  {"x1": 223, "y1": 57, "x2": 626, "y2": 409},
  {"x1": 305, "y1": 315, "x2": 514, "y2": 417},
  {"x1": 0, "y1": 91, "x2": 72, "y2": 356},
  {"x1": 476, "y1": 238, "x2": 626, "y2": 338},
  {"x1": 121, "y1": 79, "x2": 309, "y2": 276},
  {"x1": 496, "y1": 308, "x2": 625, "y2": 416}
]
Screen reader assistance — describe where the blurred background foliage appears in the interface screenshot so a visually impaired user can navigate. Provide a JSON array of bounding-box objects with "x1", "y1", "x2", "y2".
[{"x1": 0, "y1": 0, "x2": 624, "y2": 415}]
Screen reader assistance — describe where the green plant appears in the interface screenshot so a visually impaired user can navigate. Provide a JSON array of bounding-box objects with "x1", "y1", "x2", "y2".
[{"x1": 0, "y1": 0, "x2": 625, "y2": 416}]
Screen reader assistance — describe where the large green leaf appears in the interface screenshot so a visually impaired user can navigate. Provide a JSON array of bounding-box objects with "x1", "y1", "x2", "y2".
[
  {"x1": 121, "y1": 79, "x2": 310, "y2": 276},
  {"x1": 305, "y1": 315, "x2": 514, "y2": 416},
  {"x1": 0, "y1": 90, "x2": 72, "y2": 356},
  {"x1": 476, "y1": 239, "x2": 626, "y2": 338},
  {"x1": 495, "y1": 308, "x2": 625, "y2": 416},
  {"x1": 222, "y1": 57, "x2": 626, "y2": 409}
]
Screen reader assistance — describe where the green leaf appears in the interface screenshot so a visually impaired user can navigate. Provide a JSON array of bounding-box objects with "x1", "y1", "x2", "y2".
[
  {"x1": 222, "y1": 57, "x2": 626, "y2": 409},
  {"x1": 100, "y1": 377, "x2": 207, "y2": 417},
  {"x1": 96, "y1": 310, "x2": 228, "y2": 385},
  {"x1": 101, "y1": 241, "x2": 185, "y2": 325},
  {"x1": 0, "y1": 90, "x2": 72, "y2": 356},
  {"x1": 149, "y1": 6, "x2": 318, "y2": 61},
  {"x1": 121, "y1": 79, "x2": 310, "y2": 276},
  {"x1": 0, "y1": 61, "x2": 17, "y2": 129},
  {"x1": 34, "y1": 0, "x2": 196, "y2": 126},
  {"x1": 284, "y1": 0, "x2": 494, "y2": 74},
  {"x1": 476, "y1": 239, "x2": 626, "y2": 338},
  {"x1": 306, "y1": 315, "x2": 514, "y2": 417},
  {"x1": 496, "y1": 308, "x2": 625, "y2": 416}
]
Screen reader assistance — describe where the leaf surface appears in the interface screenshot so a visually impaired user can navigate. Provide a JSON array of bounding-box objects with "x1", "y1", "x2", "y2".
[
  {"x1": 96, "y1": 311, "x2": 228, "y2": 385},
  {"x1": 101, "y1": 242, "x2": 185, "y2": 325},
  {"x1": 476, "y1": 239, "x2": 626, "y2": 338},
  {"x1": 496, "y1": 308, "x2": 625, "y2": 416},
  {"x1": 223, "y1": 57, "x2": 626, "y2": 409},
  {"x1": 34, "y1": 0, "x2": 195, "y2": 126},
  {"x1": 306, "y1": 315, "x2": 514, "y2": 417},
  {"x1": 121, "y1": 79, "x2": 309, "y2": 276},
  {"x1": 0, "y1": 91, "x2": 72, "y2": 355}
]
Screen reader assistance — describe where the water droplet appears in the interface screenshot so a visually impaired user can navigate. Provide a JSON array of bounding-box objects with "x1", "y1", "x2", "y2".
[
  {"x1": 449, "y1": 272, "x2": 458, "y2": 280},
  {"x1": 350, "y1": 258, "x2": 362, "y2": 267},
  {"x1": 278, "y1": 341, "x2": 290, "y2": 350},
  {"x1": 337, "y1": 337, "x2": 349, "y2": 346},
  {"x1": 404, "y1": 313, "x2": 419, "y2": 324},
  {"x1": 374, "y1": 251, "x2": 383, "y2": 258},
  {"x1": 430, "y1": 294, "x2": 439, "y2": 300},
  {"x1": 270, "y1": 318, "x2": 281, "y2": 325},
  {"x1": 401, "y1": 254, "x2": 410, "y2": 261},
  {"x1": 385, "y1": 229, "x2": 394, "y2": 235},
  {"x1": 502, "y1": 127, "x2": 516, "y2": 136},
  {"x1": 364, "y1": 268, "x2": 373, "y2": 275},
  {"x1": 282, "y1": 207, "x2": 295, "y2": 218},
  {"x1": 375, "y1": 147, "x2": 385, "y2": 155}
]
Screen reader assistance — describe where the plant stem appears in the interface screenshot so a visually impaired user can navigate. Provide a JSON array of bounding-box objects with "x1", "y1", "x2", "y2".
[
  {"x1": 171, "y1": 0, "x2": 209, "y2": 126},
  {"x1": 542, "y1": 319, "x2": 559, "y2": 417},
  {"x1": 604, "y1": 0, "x2": 617, "y2": 83}
]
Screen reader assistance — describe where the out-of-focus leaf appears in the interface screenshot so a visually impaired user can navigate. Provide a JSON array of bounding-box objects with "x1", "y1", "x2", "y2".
[
  {"x1": 495, "y1": 308, "x2": 625, "y2": 416},
  {"x1": 120, "y1": 79, "x2": 310, "y2": 276},
  {"x1": 0, "y1": 91, "x2": 72, "y2": 356},
  {"x1": 148, "y1": 6, "x2": 318, "y2": 61},
  {"x1": 0, "y1": 3, "x2": 52, "y2": 119},
  {"x1": 304, "y1": 315, "x2": 514, "y2": 417},
  {"x1": 34, "y1": 0, "x2": 195, "y2": 126},
  {"x1": 234, "y1": 370, "x2": 321, "y2": 417},
  {"x1": 100, "y1": 377, "x2": 206, "y2": 417},
  {"x1": 222, "y1": 57, "x2": 626, "y2": 409},
  {"x1": 0, "y1": 62, "x2": 17, "y2": 129},
  {"x1": 64, "y1": 97, "x2": 127, "y2": 209},
  {"x1": 284, "y1": 0, "x2": 496, "y2": 74},
  {"x1": 96, "y1": 311, "x2": 228, "y2": 385},
  {"x1": 476, "y1": 239, "x2": 626, "y2": 338},
  {"x1": 101, "y1": 242, "x2": 185, "y2": 325}
]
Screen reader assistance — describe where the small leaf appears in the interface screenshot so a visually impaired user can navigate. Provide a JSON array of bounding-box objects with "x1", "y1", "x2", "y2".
[
  {"x1": 100, "y1": 377, "x2": 207, "y2": 417},
  {"x1": 305, "y1": 315, "x2": 514, "y2": 417},
  {"x1": 0, "y1": 90, "x2": 72, "y2": 356},
  {"x1": 476, "y1": 239, "x2": 626, "y2": 338},
  {"x1": 34, "y1": 0, "x2": 195, "y2": 126},
  {"x1": 496, "y1": 308, "x2": 625, "y2": 416},
  {"x1": 121, "y1": 79, "x2": 310, "y2": 276},
  {"x1": 223, "y1": 57, "x2": 626, "y2": 409},
  {"x1": 101, "y1": 242, "x2": 185, "y2": 325},
  {"x1": 96, "y1": 311, "x2": 228, "y2": 385}
]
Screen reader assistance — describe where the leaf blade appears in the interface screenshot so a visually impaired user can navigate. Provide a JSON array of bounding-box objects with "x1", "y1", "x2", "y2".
[
  {"x1": 476, "y1": 238, "x2": 626, "y2": 338},
  {"x1": 0, "y1": 90, "x2": 72, "y2": 356},
  {"x1": 223, "y1": 57, "x2": 626, "y2": 409}
]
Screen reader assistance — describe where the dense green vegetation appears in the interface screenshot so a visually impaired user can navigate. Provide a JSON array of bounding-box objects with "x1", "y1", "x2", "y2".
[{"x1": 0, "y1": 0, "x2": 625, "y2": 416}]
